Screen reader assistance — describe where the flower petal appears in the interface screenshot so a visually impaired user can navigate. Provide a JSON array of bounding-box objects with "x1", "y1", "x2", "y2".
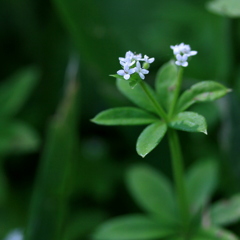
[
  {"x1": 124, "y1": 74, "x2": 130, "y2": 80},
  {"x1": 182, "y1": 62, "x2": 188, "y2": 67},
  {"x1": 139, "y1": 72, "x2": 145, "y2": 79},
  {"x1": 117, "y1": 70, "x2": 125, "y2": 75},
  {"x1": 141, "y1": 69, "x2": 149, "y2": 74}
]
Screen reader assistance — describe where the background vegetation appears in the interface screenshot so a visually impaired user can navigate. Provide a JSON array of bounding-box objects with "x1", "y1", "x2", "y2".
[{"x1": 0, "y1": 0, "x2": 240, "y2": 239}]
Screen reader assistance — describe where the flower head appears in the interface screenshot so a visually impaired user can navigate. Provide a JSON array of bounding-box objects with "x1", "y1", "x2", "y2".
[
  {"x1": 135, "y1": 61, "x2": 149, "y2": 79},
  {"x1": 116, "y1": 51, "x2": 154, "y2": 81},
  {"x1": 171, "y1": 43, "x2": 197, "y2": 67}
]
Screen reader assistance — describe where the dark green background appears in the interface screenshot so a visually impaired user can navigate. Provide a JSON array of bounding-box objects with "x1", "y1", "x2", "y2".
[{"x1": 0, "y1": 0, "x2": 240, "y2": 239}]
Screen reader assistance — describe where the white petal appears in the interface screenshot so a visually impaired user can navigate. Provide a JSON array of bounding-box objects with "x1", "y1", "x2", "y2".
[
  {"x1": 182, "y1": 62, "x2": 188, "y2": 67},
  {"x1": 124, "y1": 74, "x2": 130, "y2": 80},
  {"x1": 176, "y1": 54, "x2": 182, "y2": 61},
  {"x1": 141, "y1": 69, "x2": 149, "y2": 74},
  {"x1": 139, "y1": 72, "x2": 145, "y2": 79},
  {"x1": 129, "y1": 68, "x2": 135, "y2": 74},
  {"x1": 119, "y1": 57, "x2": 125, "y2": 62},
  {"x1": 136, "y1": 61, "x2": 141, "y2": 69},
  {"x1": 175, "y1": 61, "x2": 181, "y2": 66},
  {"x1": 117, "y1": 70, "x2": 125, "y2": 75},
  {"x1": 182, "y1": 54, "x2": 188, "y2": 61},
  {"x1": 148, "y1": 58, "x2": 155, "y2": 63},
  {"x1": 189, "y1": 51, "x2": 197, "y2": 56}
]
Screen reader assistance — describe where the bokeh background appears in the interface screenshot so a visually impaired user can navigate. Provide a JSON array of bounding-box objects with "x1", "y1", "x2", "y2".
[{"x1": 0, "y1": 0, "x2": 240, "y2": 239}]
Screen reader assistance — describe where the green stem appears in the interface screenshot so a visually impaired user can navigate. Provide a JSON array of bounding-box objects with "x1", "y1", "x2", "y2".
[
  {"x1": 168, "y1": 129, "x2": 189, "y2": 232},
  {"x1": 139, "y1": 81, "x2": 169, "y2": 122},
  {"x1": 169, "y1": 67, "x2": 184, "y2": 117}
]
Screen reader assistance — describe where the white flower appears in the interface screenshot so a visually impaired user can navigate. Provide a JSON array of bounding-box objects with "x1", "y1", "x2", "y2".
[
  {"x1": 178, "y1": 43, "x2": 197, "y2": 56},
  {"x1": 132, "y1": 53, "x2": 142, "y2": 61},
  {"x1": 117, "y1": 64, "x2": 135, "y2": 80},
  {"x1": 119, "y1": 51, "x2": 135, "y2": 67},
  {"x1": 170, "y1": 44, "x2": 181, "y2": 55},
  {"x1": 171, "y1": 43, "x2": 197, "y2": 57},
  {"x1": 175, "y1": 54, "x2": 188, "y2": 67},
  {"x1": 134, "y1": 61, "x2": 149, "y2": 79},
  {"x1": 4, "y1": 229, "x2": 23, "y2": 240},
  {"x1": 143, "y1": 55, "x2": 155, "y2": 64}
]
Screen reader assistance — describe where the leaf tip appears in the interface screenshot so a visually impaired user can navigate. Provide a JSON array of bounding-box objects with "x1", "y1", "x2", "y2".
[{"x1": 202, "y1": 129, "x2": 208, "y2": 135}]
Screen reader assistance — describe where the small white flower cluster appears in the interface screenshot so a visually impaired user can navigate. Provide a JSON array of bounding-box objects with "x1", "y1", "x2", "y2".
[
  {"x1": 117, "y1": 51, "x2": 154, "y2": 80},
  {"x1": 170, "y1": 43, "x2": 197, "y2": 67}
]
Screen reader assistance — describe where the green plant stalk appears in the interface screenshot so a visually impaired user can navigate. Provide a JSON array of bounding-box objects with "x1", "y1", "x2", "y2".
[
  {"x1": 139, "y1": 81, "x2": 169, "y2": 122},
  {"x1": 169, "y1": 67, "x2": 184, "y2": 117},
  {"x1": 168, "y1": 129, "x2": 190, "y2": 232}
]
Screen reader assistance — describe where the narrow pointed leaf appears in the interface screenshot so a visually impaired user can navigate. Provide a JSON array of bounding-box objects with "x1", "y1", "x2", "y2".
[
  {"x1": 169, "y1": 111, "x2": 207, "y2": 134},
  {"x1": 186, "y1": 159, "x2": 218, "y2": 214},
  {"x1": 155, "y1": 60, "x2": 178, "y2": 110},
  {"x1": 195, "y1": 227, "x2": 239, "y2": 240},
  {"x1": 126, "y1": 164, "x2": 178, "y2": 224},
  {"x1": 176, "y1": 81, "x2": 230, "y2": 113},
  {"x1": 91, "y1": 107, "x2": 158, "y2": 125},
  {"x1": 136, "y1": 121, "x2": 167, "y2": 157},
  {"x1": 93, "y1": 214, "x2": 174, "y2": 240},
  {"x1": 117, "y1": 79, "x2": 158, "y2": 114},
  {"x1": 210, "y1": 194, "x2": 240, "y2": 226}
]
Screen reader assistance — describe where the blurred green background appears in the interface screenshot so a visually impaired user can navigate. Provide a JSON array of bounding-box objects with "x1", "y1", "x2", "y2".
[{"x1": 1, "y1": 0, "x2": 240, "y2": 239}]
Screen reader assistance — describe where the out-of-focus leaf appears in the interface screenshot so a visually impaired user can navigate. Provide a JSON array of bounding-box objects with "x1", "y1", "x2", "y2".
[
  {"x1": 0, "y1": 121, "x2": 40, "y2": 155},
  {"x1": 116, "y1": 79, "x2": 158, "y2": 114},
  {"x1": 0, "y1": 67, "x2": 39, "y2": 117},
  {"x1": 195, "y1": 227, "x2": 239, "y2": 240},
  {"x1": 176, "y1": 81, "x2": 230, "y2": 113},
  {"x1": 186, "y1": 160, "x2": 218, "y2": 214},
  {"x1": 126, "y1": 164, "x2": 178, "y2": 224},
  {"x1": 169, "y1": 111, "x2": 207, "y2": 134},
  {"x1": 25, "y1": 78, "x2": 79, "y2": 240},
  {"x1": 91, "y1": 107, "x2": 158, "y2": 126},
  {"x1": 207, "y1": 0, "x2": 240, "y2": 18},
  {"x1": 136, "y1": 121, "x2": 167, "y2": 157},
  {"x1": 93, "y1": 214, "x2": 174, "y2": 240},
  {"x1": 155, "y1": 60, "x2": 178, "y2": 111},
  {"x1": 210, "y1": 194, "x2": 240, "y2": 226}
]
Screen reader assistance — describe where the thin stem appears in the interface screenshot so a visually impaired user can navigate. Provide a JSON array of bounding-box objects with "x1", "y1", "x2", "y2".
[
  {"x1": 139, "y1": 81, "x2": 169, "y2": 122},
  {"x1": 168, "y1": 129, "x2": 189, "y2": 231},
  {"x1": 169, "y1": 67, "x2": 184, "y2": 117}
]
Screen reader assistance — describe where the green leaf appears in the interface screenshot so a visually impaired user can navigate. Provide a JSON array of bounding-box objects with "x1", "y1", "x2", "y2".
[
  {"x1": 0, "y1": 121, "x2": 40, "y2": 155},
  {"x1": 91, "y1": 107, "x2": 158, "y2": 125},
  {"x1": 210, "y1": 194, "x2": 240, "y2": 226},
  {"x1": 0, "y1": 67, "x2": 39, "y2": 117},
  {"x1": 195, "y1": 227, "x2": 239, "y2": 240},
  {"x1": 206, "y1": 0, "x2": 240, "y2": 18},
  {"x1": 155, "y1": 60, "x2": 178, "y2": 111},
  {"x1": 117, "y1": 79, "x2": 158, "y2": 114},
  {"x1": 136, "y1": 121, "x2": 167, "y2": 157},
  {"x1": 126, "y1": 164, "x2": 178, "y2": 225},
  {"x1": 93, "y1": 214, "x2": 174, "y2": 240},
  {"x1": 186, "y1": 159, "x2": 218, "y2": 214},
  {"x1": 169, "y1": 111, "x2": 207, "y2": 134},
  {"x1": 176, "y1": 81, "x2": 230, "y2": 113}
]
